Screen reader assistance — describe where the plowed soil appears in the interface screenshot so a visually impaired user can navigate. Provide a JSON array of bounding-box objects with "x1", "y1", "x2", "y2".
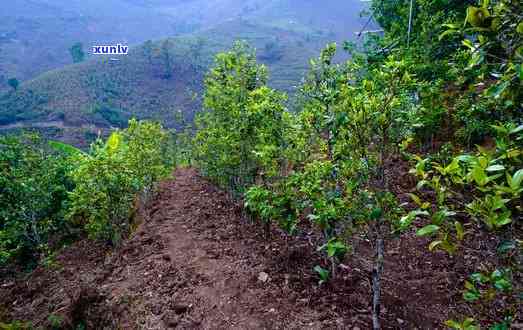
[{"x1": 1, "y1": 168, "x2": 519, "y2": 329}]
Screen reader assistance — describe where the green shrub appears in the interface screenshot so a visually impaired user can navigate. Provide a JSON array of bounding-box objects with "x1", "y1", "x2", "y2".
[
  {"x1": 93, "y1": 104, "x2": 130, "y2": 128},
  {"x1": 406, "y1": 123, "x2": 522, "y2": 253},
  {"x1": 0, "y1": 120, "x2": 173, "y2": 264},
  {"x1": 67, "y1": 119, "x2": 173, "y2": 242},
  {"x1": 0, "y1": 133, "x2": 73, "y2": 265},
  {"x1": 193, "y1": 42, "x2": 288, "y2": 194}
]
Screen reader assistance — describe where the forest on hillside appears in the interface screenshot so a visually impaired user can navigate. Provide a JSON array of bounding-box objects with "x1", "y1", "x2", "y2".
[{"x1": 0, "y1": 0, "x2": 522, "y2": 329}]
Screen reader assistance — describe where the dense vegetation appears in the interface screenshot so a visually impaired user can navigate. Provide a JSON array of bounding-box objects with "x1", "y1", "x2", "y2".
[
  {"x1": 0, "y1": 120, "x2": 173, "y2": 267},
  {"x1": 0, "y1": 0, "x2": 521, "y2": 328},
  {"x1": 192, "y1": 0, "x2": 522, "y2": 328}
]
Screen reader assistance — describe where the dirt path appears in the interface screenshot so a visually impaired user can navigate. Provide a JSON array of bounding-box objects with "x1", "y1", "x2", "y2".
[
  {"x1": 107, "y1": 167, "x2": 319, "y2": 329},
  {"x1": 2, "y1": 167, "x2": 495, "y2": 329},
  {"x1": 97, "y1": 167, "x2": 331, "y2": 329}
]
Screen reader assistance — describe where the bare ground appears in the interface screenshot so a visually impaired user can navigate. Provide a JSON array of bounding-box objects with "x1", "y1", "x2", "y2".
[{"x1": 1, "y1": 167, "x2": 520, "y2": 329}]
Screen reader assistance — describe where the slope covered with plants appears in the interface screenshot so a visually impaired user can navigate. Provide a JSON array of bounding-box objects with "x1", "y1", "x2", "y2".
[
  {"x1": 0, "y1": 15, "x2": 360, "y2": 147},
  {"x1": 191, "y1": 0, "x2": 522, "y2": 328},
  {"x1": 0, "y1": 120, "x2": 174, "y2": 268},
  {"x1": 0, "y1": 0, "x2": 521, "y2": 328},
  {"x1": 0, "y1": 0, "x2": 366, "y2": 88}
]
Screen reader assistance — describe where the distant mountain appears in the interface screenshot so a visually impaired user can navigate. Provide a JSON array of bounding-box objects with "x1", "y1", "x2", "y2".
[
  {"x1": 0, "y1": 0, "x2": 183, "y2": 84},
  {"x1": 0, "y1": 0, "x2": 369, "y2": 85},
  {"x1": 0, "y1": 1, "x2": 371, "y2": 146}
]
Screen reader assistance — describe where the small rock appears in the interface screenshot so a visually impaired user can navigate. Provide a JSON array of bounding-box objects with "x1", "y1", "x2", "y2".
[
  {"x1": 151, "y1": 304, "x2": 163, "y2": 315},
  {"x1": 162, "y1": 314, "x2": 179, "y2": 328},
  {"x1": 258, "y1": 272, "x2": 269, "y2": 282},
  {"x1": 173, "y1": 303, "x2": 190, "y2": 314}
]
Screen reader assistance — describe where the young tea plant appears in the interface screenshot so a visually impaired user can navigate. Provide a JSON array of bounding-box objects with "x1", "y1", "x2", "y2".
[{"x1": 67, "y1": 120, "x2": 172, "y2": 243}]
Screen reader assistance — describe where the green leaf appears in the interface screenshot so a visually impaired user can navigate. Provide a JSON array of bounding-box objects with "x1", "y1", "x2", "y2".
[
  {"x1": 455, "y1": 221, "x2": 465, "y2": 241},
  {"x1": 439, "y1": 29, "x2": 459, "y2": 41},
  {"x1": 324, "y1": 238, "x2": 349, "y2": 259},
  {"x1": 517, "y1": 46, "x2": 523, "y2": 59},
  {"x1": 509, "y1": 125, "x2": 523, "y2": 135},
  {"x1": 491, "y1": 195, "x2": 508, "y2": 210},
  {"x1": 370, "y1": 207, "x2": 383, "y2": 220},
  {"x1": 444, "y1": 158, "x2": 461, "y2": 175},
  {"x1": 463, "y1": 290, "x2": 481, "y2": 302},
  {"x1": 432, "y1": 209, "x2": 456, "y2": 225},
  {"x1": 470, "y1": 272, "x2": 488, "y2": 284},
  {"x1": 456, "y1": 155, "x2": 475, "y2": 163},
  {"x1": 495, "y1": 211, "x2": 512, "y2": 227},
  {"x1": 428, "y1": 240, "x2": 442, "y2": 251},
  {"x1": 464, "y1": 280, "x2": 475, "y2": 290},
  {"x1": 416, "y1": 180, "x2": 428, "y2": 190},
  {"x1": 444, "y1": 320, "x2": 462, "y2": 329},
  {"x1": 462, "y1": 39, "x2": 475, "y2": 50},
  {"x1": 313, "y1": 265, "x2": 330, "y2": 284},
  {"x1": 397, "y1": 210, "x2": 429, "y2": 231},
  {"x1": 486, "y1": 164, "x2": 505, "y2": 172},
  {"x1": 517, "y1": 22, "x2": 523, "y2": 34},
  {"x1": 442, "y1": 23, "x2": 460, "y2": 29},
  {"x1": 48, "y1": 140, "x2": 84, "y2": 156},
  {"x1": 487, "y1": 81, "x2": 510, "y2": 99},
  {"x1": 494, "y1": 278, "x2": 512, "y2": 292},
  {"x1": 408, "y1": 193, "x2": 422, "y2": 206},
  {"x1": 416, "y1": 225, "x2": 440, "y2": 237},
  {"x1": 490, "y1": 322, "x2": 509, "y2": 330},
  {"x1": 464, "y1": 317, "x2": 479, "y2": 330},
  {"x1": 471, "y1": 166, "x2": 488, "y2": 186},
  {"x1": 510, "y1": 169, "x2": 523, "y2": 189}
]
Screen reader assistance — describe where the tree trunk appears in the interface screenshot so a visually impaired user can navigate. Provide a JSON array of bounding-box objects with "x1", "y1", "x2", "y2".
[
  {"x1": 264, "y1": 220, "x2": 271, "y2": 240},
  {"x1": 372, "y1": 234, "x2": 384, "y2": 330},
  {"x1": 331, "y1": 257, "x2": 336, "y2": 280}
]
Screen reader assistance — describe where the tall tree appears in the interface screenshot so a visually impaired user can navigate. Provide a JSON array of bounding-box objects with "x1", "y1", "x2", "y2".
[
  {"x1": 7, "y1": 78, "x2": 19, "y2": 91},
  {"x1": 188, "y1": 37, "x2": 206, "y2": 70},
  {"x1": 69, "y1": 42, "x2": 85, "y2": 63},
  {"x1": 160, "y1": 40, "x2": 173, "y2": 79},
  {"x1": 143, "y1": 40, "x2": 154, "y2": 65}
]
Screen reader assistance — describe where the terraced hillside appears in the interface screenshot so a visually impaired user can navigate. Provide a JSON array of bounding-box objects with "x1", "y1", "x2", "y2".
[{"x1": 0, "y1": 14, "x2": 366, "y2": 146}]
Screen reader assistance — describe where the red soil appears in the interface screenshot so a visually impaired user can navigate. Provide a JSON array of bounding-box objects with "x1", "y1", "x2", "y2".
[{"x1": 1, "y1": 167, "x2": 519, "y2": 329}]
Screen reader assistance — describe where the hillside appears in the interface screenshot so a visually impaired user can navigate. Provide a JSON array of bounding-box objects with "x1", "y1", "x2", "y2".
[
  {"x1": 0, "y1": 0, "x2": 368, "y2": 86},
  {"x1": 0, "y1": 0, "x2": 183, "y2": 84},
  {"x1": 0, "y1": 16, "x2": 363, "y2": 147},
  {"x1": 0, "y1": 1, "x2": 521, "y2": 329},
  {"x1": 247, "y1": 0, "x2": 371, "y2": 38}
]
